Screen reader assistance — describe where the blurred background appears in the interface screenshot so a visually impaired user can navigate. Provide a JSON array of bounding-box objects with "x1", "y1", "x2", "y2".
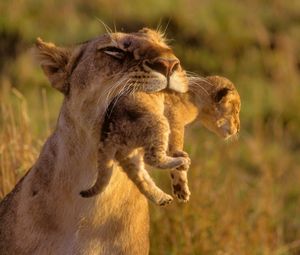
[{"x1": 1, "y1": 0, "x2": 300, "y2": 254}]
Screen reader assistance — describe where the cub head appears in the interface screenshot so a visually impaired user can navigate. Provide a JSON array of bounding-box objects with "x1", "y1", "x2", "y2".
[
  {"x1": 189, "y1": 76, "x2": 241, "y2": 140},
  {"x1": 35, "y1": 28, "x2": 188, "y2": 123}
]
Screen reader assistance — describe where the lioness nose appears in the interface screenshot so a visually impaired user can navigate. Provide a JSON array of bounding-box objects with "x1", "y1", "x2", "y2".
[{"x1": 146, "y1": 58, "x2": 180, "y2": 77}]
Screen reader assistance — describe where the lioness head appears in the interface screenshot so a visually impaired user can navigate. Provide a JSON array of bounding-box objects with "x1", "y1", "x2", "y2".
[
  {"x1": 35, "y1": 28, "x2": 188, "y2": 128},
  {"x1": 189, "y1": 75, "x2": 241, "y2": 140}
]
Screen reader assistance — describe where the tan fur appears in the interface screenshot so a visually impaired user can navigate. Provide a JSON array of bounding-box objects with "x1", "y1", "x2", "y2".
[
  {"x1": 0, "y1": 28, "x2": 188, "y2": 255},
  {"x1": 80, "y1": 76, "x2": 241, "y2": 204},
  {"x1": 166, "y1": 75, "x2": 241, "y2": 200}
]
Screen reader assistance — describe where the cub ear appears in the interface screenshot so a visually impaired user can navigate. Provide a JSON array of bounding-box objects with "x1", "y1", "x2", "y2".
[
  {"x1": 35, "y1": 37, "x2": 71, "y2": 94},
  {"x1": 214, "y1": 87, "x2": 231, "y2": 102}
]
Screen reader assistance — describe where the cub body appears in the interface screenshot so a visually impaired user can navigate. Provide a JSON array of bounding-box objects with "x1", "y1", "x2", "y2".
[{"x1": 80, "y1": 75, "x2": 241, "y2": 204}]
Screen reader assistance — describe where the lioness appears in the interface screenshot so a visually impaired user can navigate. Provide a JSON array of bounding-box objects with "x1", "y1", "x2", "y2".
[
  {"x1": 80, "y1": 76, "x2": 241, "y2": 205},
  {"x1": 0, "y1": 28, "x2": 188, "y2": 255}
]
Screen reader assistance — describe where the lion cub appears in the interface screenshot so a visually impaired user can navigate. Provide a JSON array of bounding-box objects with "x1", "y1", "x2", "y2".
[
  {"x1": 80, "y1": 92, "x2": 190, "y2": 206},
  {"x1": 80, "y1": 76, "x2": 241, "y2": 205}
]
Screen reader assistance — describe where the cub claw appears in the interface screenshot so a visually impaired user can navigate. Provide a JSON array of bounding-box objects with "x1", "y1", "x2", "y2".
[
  {"x1": 172, "y1": 183, "x2": 191, "y2": 202},
  {"x1": 158, "y1": 194, "x2": 173, "y2": 206}
]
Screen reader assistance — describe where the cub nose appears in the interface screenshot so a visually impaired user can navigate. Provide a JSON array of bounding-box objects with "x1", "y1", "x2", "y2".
[{"x1": 145, "y1": 58, "x2": 180, "y2": 77}]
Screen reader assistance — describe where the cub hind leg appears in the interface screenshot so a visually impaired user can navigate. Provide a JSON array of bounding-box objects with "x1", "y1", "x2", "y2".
[
  {"x1": 143, "y1": 116, "x2": 189, "y2": 171},
  {"x1": 117, "y1": 150, "x2": 173, "y2": 206}
]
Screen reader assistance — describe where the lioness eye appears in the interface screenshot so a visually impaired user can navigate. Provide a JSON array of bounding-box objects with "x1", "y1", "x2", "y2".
[
  {"x1": 215, "y1": 88, "x2": 230, "y2": 102},
  {"x1": 102, "y1": 47, "x2": 126, "y2": 59}
]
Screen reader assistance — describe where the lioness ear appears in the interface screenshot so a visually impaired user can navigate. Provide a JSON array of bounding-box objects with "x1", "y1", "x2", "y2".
[{"x1": 35, "y1": 37, "x2": 71, "y2": 94}]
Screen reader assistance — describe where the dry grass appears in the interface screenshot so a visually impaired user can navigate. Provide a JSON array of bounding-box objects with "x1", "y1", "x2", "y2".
[
  {"x1": 0, "y1": 82, "x2": 37, "y2": 197},
  {"x1": 0, "y1": 79, "x2": 52, "y2": 197}
]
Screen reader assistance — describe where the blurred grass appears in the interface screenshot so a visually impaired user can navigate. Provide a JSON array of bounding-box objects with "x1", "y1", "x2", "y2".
[{"x1": 1, "y1": 0, "x2": 300, "y2": 254}]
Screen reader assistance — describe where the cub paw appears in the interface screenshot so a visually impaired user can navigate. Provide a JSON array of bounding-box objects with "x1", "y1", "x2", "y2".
[
  {"x1": 168, "y1": 157, "x2": 189, "y2": 170},
  {"x1": 173, "y1": 151, "x2": 191, "y2": 171},
  {"x1": 158, "y1": 193, "x2": 173, "y2": 206},
  {"x1": 170, "y1": 170, "x2": 191, "y2": 202},
  {"x1": 172, "y1": 183, "x2": 191, "y2": 202},
  {"x1": 173, "y1": 150, "x2": 189, "y2": 158}
]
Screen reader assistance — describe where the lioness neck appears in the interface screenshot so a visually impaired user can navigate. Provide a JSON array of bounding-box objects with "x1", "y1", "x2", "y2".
[{"x1": 6, "y1": 102, "x2": 149, "y2": 255}]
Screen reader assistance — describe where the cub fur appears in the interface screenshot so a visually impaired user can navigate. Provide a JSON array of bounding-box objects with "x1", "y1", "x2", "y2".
[{"x1": 80, "y1": 75, "x2": 241, "y2": 205}]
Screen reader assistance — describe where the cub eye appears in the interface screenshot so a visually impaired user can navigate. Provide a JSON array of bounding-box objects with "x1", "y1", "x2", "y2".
[
  {"x1": 214, "y1": 87, "x2": 230, "y2": 102},
  {"x1": 102, "y1": 46, "x2": 126, "y2": 59}
]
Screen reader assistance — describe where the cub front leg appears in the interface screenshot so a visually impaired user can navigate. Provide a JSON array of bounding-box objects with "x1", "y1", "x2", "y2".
[{"x1": 170, "y1": 150, "x2": 191, "y2": 202}]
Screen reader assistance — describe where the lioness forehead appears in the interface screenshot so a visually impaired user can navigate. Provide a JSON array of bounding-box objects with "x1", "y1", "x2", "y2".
[
  {"x1": 85, "y1": 28, "x2": 170, "y2": 53},
  {"x1": 114, "y1": 28, "x2": 165, "y2": 42}
]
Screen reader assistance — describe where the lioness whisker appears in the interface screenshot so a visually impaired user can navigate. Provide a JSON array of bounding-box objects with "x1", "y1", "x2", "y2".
[
  {"x1": 187, "y1": 75, "x2": 215, "y2": 87},
  {"x1": 107, "y1": 79, "x2": 133, "y2": 117},
  {"x1": 95, "y1": 17, "x2": 113, "y2": 35},
  {"x1": 156, "y1": 18, "x2": 163, "y2": 34},
  {"x1": 97, "y1": 79, "x2": 127, "y2": 120},
  {"x1": 163, "y1": 18, "x2": 171, "y2": 36},
  {"x1": 106, "y1": 76, "x2": 129, "y2": 100},
  {"x1": 109, "y1": 81, "x2": 130, "y2": 112},
  {"x1": 188, "y1": 82, "x2": 209, "y2": 95},
  {"x1": 97, "y1": 76, "x2": 128, "y2": 118},
  {"x1": 131, "y1": 81, "x2": 139, "y2": 99}
]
